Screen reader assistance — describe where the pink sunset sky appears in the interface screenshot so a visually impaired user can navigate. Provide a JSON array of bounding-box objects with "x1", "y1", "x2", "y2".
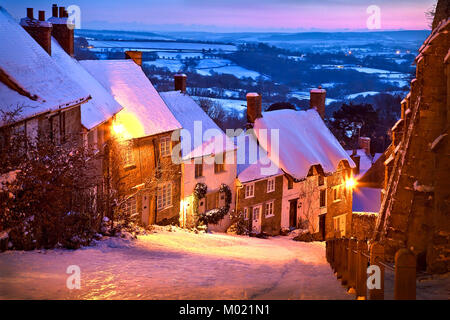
[{"x1": 2, "y1": 0, "x2": 437, "y2": 32}]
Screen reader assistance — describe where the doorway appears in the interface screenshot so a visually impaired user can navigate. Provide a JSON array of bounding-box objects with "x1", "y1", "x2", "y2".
[{"x1": 289, "y1": 199, "x2": 298, "y2": 228}]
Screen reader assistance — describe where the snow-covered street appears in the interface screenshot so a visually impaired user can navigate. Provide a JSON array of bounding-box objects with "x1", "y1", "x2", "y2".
[{"x1": 0, "y1": 228, "x2": 353, "y2": 300}]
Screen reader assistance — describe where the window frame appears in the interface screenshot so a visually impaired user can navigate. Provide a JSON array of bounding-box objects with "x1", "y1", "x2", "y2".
[
  {"x1": 243, "y1": 207, "x2": 249, "y2": 220},
  {"x1": 123, "y1": 141, "x2": 134, "y2": 167},
  {"x1": 265, "y1": 201, "x2": 274, "y2": 218},
  {"x1": 320, "y1": 189, "x2": 326, "y2": 208},
  {"x1": 244, "y1": 183, "x2": 255, "y2": 199},
  {"x1": 267, "y1": 177, "x2": 275, "y2": 193},
  {"x1": 160, "y1": 136, "x2": 171, "y2": 157},
  {"x1": 124, "y1": 196, "x2": 137, "y2": 216},
  {"x1": 157, "y1": 182, "x2": 173, "y2": 211},
  {"x1": 195, "y1": 162, "x2": 203, "y2": 178},
  {"x1": 332, "y1": 185, "x2": 342, "y2": 202}
]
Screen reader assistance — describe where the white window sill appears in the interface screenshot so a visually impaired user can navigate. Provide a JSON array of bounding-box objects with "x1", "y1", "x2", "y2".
[
  {"x1": 265, "y1": 214, "x2": 275, "y2": 218},
  {"x1": 267, "y1": 189, "x2": 275, "y2": 193}
]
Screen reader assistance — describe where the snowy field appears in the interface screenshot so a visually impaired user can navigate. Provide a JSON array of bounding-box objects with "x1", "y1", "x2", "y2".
[
  {"x1": 0, "y1": 229, "x2": 353, "y2": 300},
  {"x1": 89, "y1": 40, "x2": 237, "y2": 52}
]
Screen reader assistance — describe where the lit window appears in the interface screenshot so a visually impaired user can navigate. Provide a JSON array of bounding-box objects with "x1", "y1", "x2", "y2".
[
  {"x1": 265, "y1": 201, "x2": 274, "y2": 217},
  {"x1": 123, "y1": 141, "x2": 134, "y2": 166},
  {"x1": 243, "y1": 207, "x2": 249, "y2": 220},
  {"x1": 157, "y1": 183, "x2": 172, "y2": 210},
  {"x1": 245, "y1": 183, "x2": 254, "y2": 198},
  {"x1": 267, "y1": 177, "x2": 275, "y2": 193},
  {"x1": 160, "y1": 137, "x2": 171, "y2": 157},
  {"x1": 124, "y1": 196, "x2": 137, "y2": 216},
  {"x1": 320, "y1": 190, "x2": 326, "y2": 207}
]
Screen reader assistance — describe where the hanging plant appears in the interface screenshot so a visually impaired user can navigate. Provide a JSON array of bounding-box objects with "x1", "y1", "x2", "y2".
[{"x1": 197, "y1": 183, "x2": 232, "y2": 225}]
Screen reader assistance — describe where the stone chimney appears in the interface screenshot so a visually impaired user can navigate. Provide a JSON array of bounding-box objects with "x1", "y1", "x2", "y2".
[
  {"x1": 20, "y1": 8, "x2": 53, "y2": 55},
  {"x1": 358, "y1": 137, "x2": 371, "y2": 156},
  {"x1": 125, "y1": 51, "x2": 142, "y2": 66},
  {"x1": 174, "y1": 74, "x2": 187, "y2": 92},
  {"x1": 48, "y1": 5, "x2": 74, "y2": 56},
  {"x1": 246, "y1": 93, "x2": 262, "y2": 124},
  {"x1": 310, "y1": 86, "x2": 326, "y2": 119},
  {"x1": 52, "y1": 4, "x2": 58, "y2": 17},
  {"x1": 350, "y1": 149, "x2": 361, "y2": 176}
]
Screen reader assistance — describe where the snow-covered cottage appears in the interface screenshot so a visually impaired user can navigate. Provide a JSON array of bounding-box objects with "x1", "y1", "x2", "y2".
[
  {"x1": 160, "y1": 75, "x2": 237, "y2": 231},
  {"x1": 235, "y1": 132, "x2": 284, "y2": 235},
  {"x1": 0, "y1": 6, "x2": 122, "y2": 203},
  {"x1": 81, "y1": 59, "x2": 183, "y2": 226},
  {"x1": 245, "y1": 90, "x2": 357, "y2": 239}
]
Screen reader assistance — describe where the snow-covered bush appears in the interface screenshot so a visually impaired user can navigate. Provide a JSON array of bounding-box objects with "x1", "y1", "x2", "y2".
[{"x1": 0, "y1": 130, "x2": 104, "y2": 250}]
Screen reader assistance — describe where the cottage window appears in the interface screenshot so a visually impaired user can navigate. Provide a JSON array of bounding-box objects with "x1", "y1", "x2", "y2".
[
  {"x1": 195, "y1": 162, "x2": 203, "y2": 178},
  {"x1": 318, "y1": 175, "x2": 324, "y2": 186},
  {"x1": 160, "y1": 137, "x2": 171, "y2": 157},
  {"x1": 320, "y1": 189, "x2": 326, "y2": 208},
  {"x1": 214, "y1": 154, "x2": 225, "y2": 173},
  {"x1": 124, "y1": 196, "x2": 137, "y2": 216},
  {"x1": 332, "y1": 185, "x2": 342, "y2": 202},
  {"x1": 157, "y1": 183, "x2": 172, "y2": 210},
  {"x1": 267, "y1": 177, "x2": 275, "y2": 193},
  {"x1": 333, "y1": 214, "x2": 347, "y2": 236},
  {"x1": 206, "y1": 192, "x2": 219, "y2": 210},
  {"x1": 265, "y1": 201, "x2": 274, "y2": 218},
  {"x1": 243, "y1": 207, "x2": 249, "y2": 220},
  {"x1": 287, "y1": 178, "x2": 293, "y2": 190},
  {"x1": 123, "y1": 141, "x2": 134, "y2": 166},
  {"x1": 245, "y1": 183, "x2": 254, "y2": 198}
]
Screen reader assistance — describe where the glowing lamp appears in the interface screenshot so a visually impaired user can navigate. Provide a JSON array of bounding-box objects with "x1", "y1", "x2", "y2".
[{"x1": 345, "y1": 178, "x2": 357, "y2": 189}]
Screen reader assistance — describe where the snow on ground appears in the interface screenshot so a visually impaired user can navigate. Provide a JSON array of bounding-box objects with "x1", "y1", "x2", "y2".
[{"x1": 0, "y1": 229, "x2": 352, "y2": 300}]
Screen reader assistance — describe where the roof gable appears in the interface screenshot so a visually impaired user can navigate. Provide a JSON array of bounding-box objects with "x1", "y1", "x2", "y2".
[
  {"x1": 160, "y1": 91, "x2": 235, "y2": 159},
  {"x1": 0, "y1": 7, "x2": 89, "y2": 125},
  {"x1": 81, "y1": 60, "x2": 181, "y2": 138},
  {"x1": 254, "y1": 109, "x2": 355, "y2": 180}
]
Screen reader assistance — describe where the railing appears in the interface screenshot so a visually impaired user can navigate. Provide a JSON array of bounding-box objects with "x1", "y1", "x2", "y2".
[{"x1": 326, "y1": 238, "x2": 417, "y2": 300}]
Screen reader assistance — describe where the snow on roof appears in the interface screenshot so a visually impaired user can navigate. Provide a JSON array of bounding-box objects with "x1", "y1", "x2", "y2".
[
  {"x1": 236, "y1": 133, "x2": 283, "y2": 183},
  {"x1": 345, "y1": 149, "x2": 373, "y2": 178},
  {"x1": 253, "y1": 109, "x2": 355, "y2": 181},
  {"x1": 51, "y1": 41, "x2": 122, "y2": 129},
  {"x1": 160, "y1": 90, "x2": 235, "y2": 159},
  {"x1": 81, "y1": 60, "x2": 181, "y2": 138},
  {"x1": 352, "y1": 187, "x2": 381, "y2": 213},
  {"x1": 0, "y1": 7, "x2": 89, "y2": 125}
]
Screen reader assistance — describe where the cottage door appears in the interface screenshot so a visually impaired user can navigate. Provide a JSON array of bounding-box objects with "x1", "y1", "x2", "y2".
[
  {"x1": 252, "y1": 205, "x2": 262, "y2": 233},
  {"x1": 142, "y1": 193, "x2": 150, "y2": 225},
  {"x1": 289, "y1": 199, "x2": 298, "y2": 228}
]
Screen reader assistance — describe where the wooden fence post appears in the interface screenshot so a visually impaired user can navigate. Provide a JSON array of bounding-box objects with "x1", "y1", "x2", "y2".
[
  {"x1": 356, "y1": 240, "x2": 368, "y2": 299},
  {"x1": 394, "y1": 248, "x2": 416, "y2": 300},
  {"x1": 347, "y1": 238, "x2": 357, "y2": 289},
  {"x1": 330, "y1": 240, "x2": 335, "y2": 270},
  {"x1": 369, "y1": 242, "x2": 385, "y2": 300},
  {"x1": 341, "y1": 238, "x2": 349, "y2": 286},
  {"x1": 336, "y1": 239, "x2": 343, "y2": 279}
]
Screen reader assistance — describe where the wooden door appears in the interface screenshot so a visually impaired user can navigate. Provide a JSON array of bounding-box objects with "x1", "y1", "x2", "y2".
[{"x1": 289, "y1": 199, "x2": 298, "y2": 228}]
